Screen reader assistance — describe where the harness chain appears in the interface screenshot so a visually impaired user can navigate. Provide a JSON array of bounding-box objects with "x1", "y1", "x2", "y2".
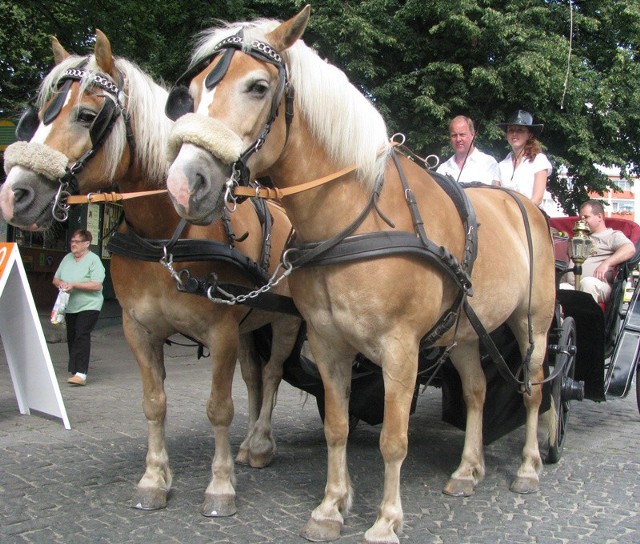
[{"x1": 107, "y1": 200, "x2": 299, "y2": 316}]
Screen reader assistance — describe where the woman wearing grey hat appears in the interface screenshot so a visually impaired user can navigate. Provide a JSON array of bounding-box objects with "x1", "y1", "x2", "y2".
[{"x1": 494, "y1": 109, "x2": 552, "y2": 206}]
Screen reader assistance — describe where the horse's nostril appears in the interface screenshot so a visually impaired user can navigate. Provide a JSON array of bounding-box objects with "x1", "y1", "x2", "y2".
[
  {"x1": 192, "y1": 172, "x2": 208, "y2": 199},
  {"x1": 14, "y1": 188, "x2": 29, "y2": 202},
  {"x1": 12, "y1": 186, "x2": 36, "y2": 214}
]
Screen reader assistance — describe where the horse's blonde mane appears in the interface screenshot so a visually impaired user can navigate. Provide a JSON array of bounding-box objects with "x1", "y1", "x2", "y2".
[
  {"x1": 191, "y1": 19, "x2": 390, "y2": 187},
  {"x1": 38, "y1": 54, "x2": 171, "y2": 186}
]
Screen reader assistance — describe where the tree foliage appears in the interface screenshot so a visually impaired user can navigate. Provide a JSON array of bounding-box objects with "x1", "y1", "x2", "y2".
[{"x1": 2, "y1": 0, "x2": 639, "y2": 213}]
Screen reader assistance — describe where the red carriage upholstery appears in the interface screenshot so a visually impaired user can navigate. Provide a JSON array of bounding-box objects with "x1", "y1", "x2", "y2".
[
  {"x1": 549, "y1": 215, "x2": 640, "y2": 315},
  {"x1": 549, "y1": 216, "x2": 640, "y2": 245}
]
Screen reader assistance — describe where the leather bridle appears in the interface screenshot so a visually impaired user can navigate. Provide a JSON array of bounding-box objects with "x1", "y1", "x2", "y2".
[
  {"x1": 165, "y1": 30, "x2": 295, "y2": 199},
  {"x1": 15, "y1": 61, "x2": 135, "y2": 221}
]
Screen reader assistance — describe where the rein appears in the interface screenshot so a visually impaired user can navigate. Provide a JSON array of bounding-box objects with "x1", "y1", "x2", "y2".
[
  {"x1": 231, "y1": 139, "x2": 402, "y2": 202},
  {"x1": 65, "y1": 189, "x2": 168, "y2": 204}
]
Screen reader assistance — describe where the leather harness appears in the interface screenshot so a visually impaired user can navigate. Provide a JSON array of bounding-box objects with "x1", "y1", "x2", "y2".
[
  {"x1": 106, "y1": 199, "x2": 300, "y2": 317},
  {"x1": 283, "y1": 149, "x2": 539, "y2": 390}
]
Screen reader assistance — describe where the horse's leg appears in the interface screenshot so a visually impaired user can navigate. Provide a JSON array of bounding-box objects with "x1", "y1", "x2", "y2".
[
  {"x1": 241, "y1": 316, "x2": 300, "y2": 468},
  {"x1": 363, "y1": 341, "x2": 418, "y2": 544},
  {"x1": 508, "y1": 318, "x2": 546, "y2": 494},
  {"x1": 202, "y1": 331, "x2": 240, "y2": 517},
  {"x1": 300, "y1": 331, "x2": 354, "y2": 543},
  {"x1": 235, "y1": 334, "x2": 263, "y2": 466},
  {"x1": 123, "y1": 314, "x2": 172, "y2": 510},
  {"x1": 443, "y1": 340, "x2": 487, "y2": 497}
]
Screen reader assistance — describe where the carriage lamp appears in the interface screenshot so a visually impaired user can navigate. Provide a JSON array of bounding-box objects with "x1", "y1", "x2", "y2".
[{"x1": 570, "y1": 218, "x2": 594, "y2": 288}]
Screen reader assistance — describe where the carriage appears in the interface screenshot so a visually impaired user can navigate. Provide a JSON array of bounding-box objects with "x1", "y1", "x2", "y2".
[{"x1": 5, "y1": 8, "x2": 640, "y2": 543}]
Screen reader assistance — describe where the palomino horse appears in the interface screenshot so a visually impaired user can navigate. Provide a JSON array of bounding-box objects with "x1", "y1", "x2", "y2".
[
  {"x1": 0, "y1": 31, "x2": 301, "y2": 517},
  {"x1": 163, "y1": 6, "x2": 556, "y2": 544}
]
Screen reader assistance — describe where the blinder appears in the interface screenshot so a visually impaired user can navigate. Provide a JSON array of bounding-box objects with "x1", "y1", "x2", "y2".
[
  {"x1": 165, "y1": 47, "x2": 236, "y2": 121},
  {"x1": 16, "y1": 106, "x2": 40, "y2": 142},
  {"x1": 15, "y1": 67, "x2": 123, "y2": 147},
  {"x1": 43, "y1": 79, "x2": 74, "y2": 125},
  {"x1": 16, "y1": 78, "x2": 75, "y2": 142},
  {"x1": 88, "y1": 97, "x2": 118, "y2": 147},
  {"x1": 165, "y1": 85, "x2": 194, "y2": 122}
]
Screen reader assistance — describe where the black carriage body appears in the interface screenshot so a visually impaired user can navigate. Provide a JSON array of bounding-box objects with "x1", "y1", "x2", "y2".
[{"x1": 557, "y1": 289, "x2": 606, "y2": 401}]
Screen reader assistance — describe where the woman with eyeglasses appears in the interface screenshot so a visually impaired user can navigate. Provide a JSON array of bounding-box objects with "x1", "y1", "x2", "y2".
[
  {"x1": 494, "y1": 109, "x2": 552, "y2": 206},
  {"x1": 53, "y1": 229, "x2": 105, "y2": 386}
]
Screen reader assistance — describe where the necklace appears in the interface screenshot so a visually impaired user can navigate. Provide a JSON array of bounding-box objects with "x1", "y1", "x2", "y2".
[{"x1": 510, "y1": 148, "x2": 525, "y2": 182}]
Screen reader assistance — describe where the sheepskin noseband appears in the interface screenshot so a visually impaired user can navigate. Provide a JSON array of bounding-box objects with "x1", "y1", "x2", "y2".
[
  {"x1": 167, "y1": 113, "x2": 243, "y2": 165},
  {"x1": 3, "y1": 141, "x2": 68, "y2": 180}
]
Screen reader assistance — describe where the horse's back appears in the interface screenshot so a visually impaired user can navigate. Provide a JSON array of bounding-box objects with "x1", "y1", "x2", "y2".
[{"x1": 465, "y1": 185, "x2": 556, "y2": 322}]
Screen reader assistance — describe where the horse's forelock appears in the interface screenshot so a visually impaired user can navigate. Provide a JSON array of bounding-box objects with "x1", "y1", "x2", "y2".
[
  {"x1": 191, "y1": 18, "x2": 389, "y2": 188},
  {"x1": 38, "y1": 55, "x2": 84, "y2": 109},
  {"x1": 190, "y1": 19, "x2": 279, "y2": 70}
]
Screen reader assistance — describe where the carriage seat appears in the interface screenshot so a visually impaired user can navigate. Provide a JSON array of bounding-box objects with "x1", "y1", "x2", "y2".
[
  {"x1": 548, "y1": 216, "x2": 640, "y2": 311},
  {"x1": 549, "y1": 215, "x2": 640, "y2": 264}
]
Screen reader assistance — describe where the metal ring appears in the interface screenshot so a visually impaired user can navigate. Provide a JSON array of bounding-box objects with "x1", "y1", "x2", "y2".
[
  {"x1": 390, "y1": 133, "x2": 406, "y2": 145},
  {"x1": 424, "y1": 154, "x2": 439, "y2": 169}
]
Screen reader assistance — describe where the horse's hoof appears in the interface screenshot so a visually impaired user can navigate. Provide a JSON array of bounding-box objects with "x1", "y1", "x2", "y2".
[
  {"x1": 510, "y1": 477, "x2": 539, "y2": 494},
  {"x1": 133, "y1": 488, "x2": 167, "y2": 510},
  {"x1": 201, "y1": 494, "x2": 236, "y2": 517},
  {"x1": 235, "y1": 448, "x2": 273, "y2": 468},
  {"x1": 442, "y1": 478, "x2": 475, "y2": 497},
  {"x1": 235, "y1": 448, "x2": 250, "y2": 466},
  {"x1": 300, "y1": 517, "x2": 342, "y2": 542},
  {"x1": 249, "y1": 450, "x2": 274, "y2": 468},
  {"x1": 364, "y1": 526, "x2": 400, "y2": 544}
]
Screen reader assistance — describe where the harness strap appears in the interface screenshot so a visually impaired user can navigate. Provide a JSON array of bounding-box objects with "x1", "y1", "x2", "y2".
[
  {"x1": 290, "y1": 231, "x2": 471, "y2": 291},
  {"x1": 187, "y1": 282, "x2": 299, "y2": 316},
  {"x1": 458, "y1": 183, "x2": 539, "y2": 391},
  {"x1": 106, "y1": 226, "x2": 269, "y2": 286},
  {"x1": 286, "y1": 190, "x2": 378, "y2": 269}
]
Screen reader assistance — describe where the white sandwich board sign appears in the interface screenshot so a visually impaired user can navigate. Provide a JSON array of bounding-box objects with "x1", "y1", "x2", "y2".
[{"x1": 0, "y1": 242, "x2": 70, "y2": 429}]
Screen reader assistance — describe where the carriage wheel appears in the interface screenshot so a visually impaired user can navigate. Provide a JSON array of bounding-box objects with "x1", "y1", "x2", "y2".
[{"x1": 544, "y1": 316, "x2": 578, "y2": 464}]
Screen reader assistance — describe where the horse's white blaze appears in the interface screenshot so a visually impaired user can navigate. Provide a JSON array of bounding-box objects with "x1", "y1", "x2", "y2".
[
  {"x1": 31, "y1": 120, "x2": 54, "y2": 144},
  {"x1": 195, "y1": 86, "x2": 216, "y2": 115}
]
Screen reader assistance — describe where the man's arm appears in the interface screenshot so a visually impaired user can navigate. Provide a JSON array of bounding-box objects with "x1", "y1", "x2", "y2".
[{"x1": 592, "y1": 242, "x2": 636, "y2": 281}]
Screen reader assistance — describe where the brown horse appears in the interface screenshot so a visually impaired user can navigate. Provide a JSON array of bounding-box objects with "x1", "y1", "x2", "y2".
[
  {"x1": 163, "y1": 7, "x2": 556, "y2": 544},
  {"x1": 0, "y1": 31, "x2": 301, "y2": 518}
]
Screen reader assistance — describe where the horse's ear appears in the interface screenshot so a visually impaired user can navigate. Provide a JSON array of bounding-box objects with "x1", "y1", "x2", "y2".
[
  {"x1": 94, "y1": 28, "x2": 115, "y2": 76},
  {"x1": 267, "y1": 4, "x2": 310, "y2": 51},
  {"x1": 51, "y1": 36, "x2": 70, "y2": 65}
]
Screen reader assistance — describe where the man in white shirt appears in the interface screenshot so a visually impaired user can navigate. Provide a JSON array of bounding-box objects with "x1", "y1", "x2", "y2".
[{"x1": 436, "y1": 115, "x2": 499, "y2": 184}]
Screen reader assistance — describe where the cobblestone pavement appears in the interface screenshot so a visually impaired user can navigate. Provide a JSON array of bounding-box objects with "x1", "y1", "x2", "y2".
[{"x1": 1, "y1": 305, "x2": 639, "y2": 543}]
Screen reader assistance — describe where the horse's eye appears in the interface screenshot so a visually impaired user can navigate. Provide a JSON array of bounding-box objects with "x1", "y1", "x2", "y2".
[
  {"x1": 76, "y1": 108, "x2": 97, "y2": 125},
  {"x1": 249, "y1": 80, "x2": 269, "y2": 97}
]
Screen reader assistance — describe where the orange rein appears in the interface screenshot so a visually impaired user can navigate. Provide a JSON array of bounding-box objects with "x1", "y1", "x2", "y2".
[
  {"x1": 234, "y1": 139, "x2": 402, "y2": 201},
  {"x1": 65, "y1": 189, "x2": 168, "y2": 204},
  {"x1": 64, "y1": 139, "x2": 404, "y2": 205}
]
